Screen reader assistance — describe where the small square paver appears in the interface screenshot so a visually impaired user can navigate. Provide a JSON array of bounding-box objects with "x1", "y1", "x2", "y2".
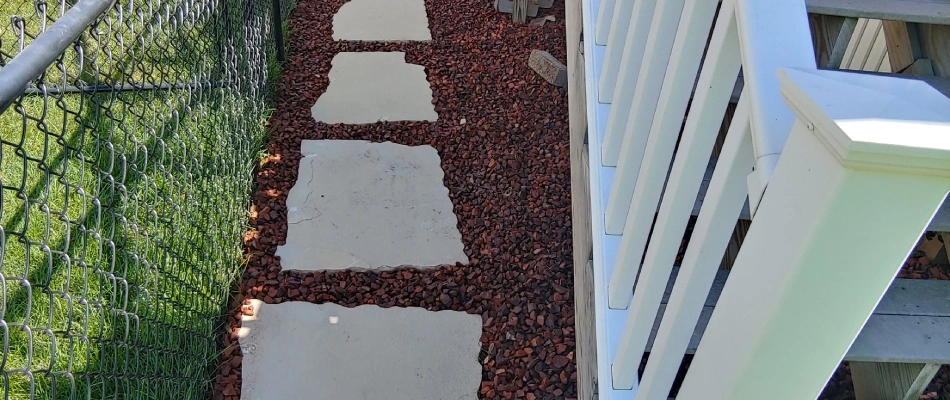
[
  {"x1": 311, "y1": 52, "x2": 437, "y2": 124},
  {"x1": 275, "y1": 140, "x2": 468, "y2": 271},
  {"x1": 333, "y1": 0, "x2": 431, "y2": 41},
  {"x1": 238, "y1": 301, "x2": 482, "y2": 400}
]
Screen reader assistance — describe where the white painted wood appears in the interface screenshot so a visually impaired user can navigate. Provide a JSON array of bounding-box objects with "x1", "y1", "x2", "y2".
[
  {"x1": 580, "y1": 0, "x2": 641, "y2": 395},
  {"x1": 841, "y1": 18, "x2": 869, "y2": 69},
  {"x1": 734, "y1": 0, "x2": 815, "y2": 215},
  {"x1": 710, "y1": 175, "x2": 950, "y2": 229},
  {"x1": 649, "y1": 277, "x2": 950, "y2": 362},
  {"x1": 853, "y1": 22, "x2": 876, "y2": 70},
  {"x1": 593, "y1": 0, "x2": 616, "y2": 45},
  {"x1": 646, "y1": 304, "x2": 713, "y2": 354},
  {"x1": 621, "y1": 96, "x2": 753, "y2": 397},
  {"x1": 869, "y1": 25, "x2": 889, "y2": 71},
  {"x1": 857, "y1": 21, "x2": 879, "y2": 71},
  {"x1": 659, "y1": 267, "x2": 730, "y2": 308},
  {"x1": 605, "y1": 3, "x2": 741, "y2": 300},
  {"x1": 865, "y1": 21, "x2": 888, "y2": 71},
  {"x1": 601, "y1": 0, "x2": 690, "y2": 233},
  {"x1": 677, "y1": 68, "x2": 950, "y2": 400},
  {"x1": 599, "y1": 0, "x2": 659, "y2": 165},
  {"x1": 860, "y1": 19, "x2": 883, "y2": 70},
  {"x1": 597, "y1": 0, "x2": 643, "y2": 102},
  {"x1": 880, "y1": 52, "x2": 893, "y2": 73},
  {"x1": 833, "y1": 71, "x2": 950, "y2": 102},
  {"x1": 840, "y1": 18, "x2": 893, "y2": 73},
  {"x1": 849, "y1": 19, "x2": 882, "y2": 70},
  {"x1": 822, "y1": 16, "x2": 858, "y2": 69}
]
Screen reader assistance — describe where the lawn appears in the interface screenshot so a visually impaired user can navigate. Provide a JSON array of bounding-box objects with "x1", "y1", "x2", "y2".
[{"x1": 0, "y1": 1, "x2": 282, "y2": 398}]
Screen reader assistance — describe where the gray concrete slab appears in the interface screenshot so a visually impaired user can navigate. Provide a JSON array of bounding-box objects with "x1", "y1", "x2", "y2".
[
  {"x1": 311, "y1": 52, "x2": 438, "y2": 124},
  {"x1": 333, "y1": 0, "x2": 431, "y2": 41},
  {"x1": 276, "y1": 140, "x2": 468, "y2": 271},
  {"x1": 239, "y1": 301, "x2": 482, "y2": 400}
]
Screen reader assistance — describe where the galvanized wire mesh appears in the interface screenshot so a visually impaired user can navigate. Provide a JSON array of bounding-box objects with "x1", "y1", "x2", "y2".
[{"x1": 0, "y1": 0, "x2": 291, "y2": 398}]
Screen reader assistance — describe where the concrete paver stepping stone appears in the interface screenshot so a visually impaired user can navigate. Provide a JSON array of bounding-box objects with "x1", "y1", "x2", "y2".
[
  {"x1": 333, "y1": 0, "x2": 431, "y2": 41},
  {"x1": 276, "y1": 140, "x2": 468, "y2": 271},
  {"x1": 239, "y1": 300, "x2": 481, "y2": 400},
  {"x1": 311, "y1": 52, "x2": 438, "y2": 124}
]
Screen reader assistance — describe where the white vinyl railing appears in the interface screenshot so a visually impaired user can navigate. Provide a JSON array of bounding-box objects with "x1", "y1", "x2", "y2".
[{"x1": 580, "y1": 0, "x2": 950, "y2": 398}]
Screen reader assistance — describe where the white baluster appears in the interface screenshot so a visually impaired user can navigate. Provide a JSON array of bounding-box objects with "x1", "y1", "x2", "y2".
[
  {"x1": 637, "y1": 94, "x2": 752, "y2": 400},
  {"x1": 605, "y1": 2, "x2": 741, "y2": 307},
  {"x1": 601, "y1": 0, "x2": 695, "y2": 234},
  {"x1": 594, "y1": 0, "x2": 617, "y2": 45},
  {"x1": 598, "y1": 0, "x2": 652, "y2": 103},
  {"x1": 611, "y1": 93, "x2": 752, "y2": 390},
  {"x1": 599, "y1": 0, "x2": 657, "y2": 165}
]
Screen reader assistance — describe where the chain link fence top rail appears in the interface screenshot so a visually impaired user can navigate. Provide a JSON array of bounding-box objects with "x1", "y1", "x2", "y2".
[{"x1": 0, "y1": 0, "x2": 291, "y2": 398}]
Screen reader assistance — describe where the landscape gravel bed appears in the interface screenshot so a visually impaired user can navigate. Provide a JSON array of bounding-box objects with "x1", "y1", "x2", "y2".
[
  {"x1": 210, "y1": 0, "x2": 950, "y2": 397},
  {"x1": 212, "y1": 0, "x2": 575, "y2": 398}
]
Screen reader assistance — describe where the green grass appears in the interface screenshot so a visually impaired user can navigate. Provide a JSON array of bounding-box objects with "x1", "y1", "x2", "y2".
[{"x1": 0, "y1": 1, "x2": 284, "y2": 399}]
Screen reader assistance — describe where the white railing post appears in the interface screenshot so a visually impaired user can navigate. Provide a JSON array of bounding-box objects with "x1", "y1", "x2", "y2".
[
  {"x1": 734, "y1": 0, "x2": 815, "y2": 214},
  {"x1": 677, "y1": 68, "x2": 950, "y2": 400}
]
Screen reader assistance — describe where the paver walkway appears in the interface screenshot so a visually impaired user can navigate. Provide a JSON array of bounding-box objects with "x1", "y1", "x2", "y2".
[
  {"x1": 240, "y1": 301, "x2": 481, "y2": 399},
  {"x1": 332, "y1": 0, "x2": 432, "y2": 41},
  {"x1": 310, "y1": 52, "x2": 438, "y2": 124},
  {"x1": 237, "y1": 1, "x2": 482, "y2": 399},
  {"x1": 276, "y1": 140, "x2": 467, "y2": 271}
]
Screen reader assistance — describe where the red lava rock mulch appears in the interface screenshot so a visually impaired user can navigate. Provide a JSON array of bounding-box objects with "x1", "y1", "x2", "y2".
[{"x1": 211, "y1": 0, "x2": 574, "y2": 399}]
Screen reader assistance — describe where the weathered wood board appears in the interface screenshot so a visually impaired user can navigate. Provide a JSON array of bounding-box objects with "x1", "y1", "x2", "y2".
[
  {"x1": 649, "y1": 271, "x2": 950, "y2": 365},
  {"x1": 565, "y1": 0, "x2": 595, "y2": 395},
  {"x1": 806, "y1": 0, "x2": 950, "y2": 25}
]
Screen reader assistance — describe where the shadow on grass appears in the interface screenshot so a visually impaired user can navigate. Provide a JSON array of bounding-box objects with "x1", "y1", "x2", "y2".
[
  {"x1": 1, "y1": 89, "x2": 260, "y2": 400},
  {"x1": 0, "y1": 1, "x2": 278, "y2": 398}
]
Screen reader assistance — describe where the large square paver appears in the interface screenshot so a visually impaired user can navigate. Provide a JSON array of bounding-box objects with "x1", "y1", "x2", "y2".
[
  {"x1": 239, "y1": 301, "x2": 481, "y2": 400},
  {"x1": 333, "y1": 0, "x2": 431, "y2": 41},
  {"x1": 311, "y1": 52, "x2": 438, "y2": 124},
  {"x1": 275, "y1": 140, "x2": 468, "y2": 271}
]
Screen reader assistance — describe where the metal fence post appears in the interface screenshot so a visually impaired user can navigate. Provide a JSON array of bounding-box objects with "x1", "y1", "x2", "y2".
[
  {"x1": 272, "y1": 0, "x2": 286, "y2": 62},
  {"x1": 0, "y1": 0, "x2": 115, "y2": 112}
]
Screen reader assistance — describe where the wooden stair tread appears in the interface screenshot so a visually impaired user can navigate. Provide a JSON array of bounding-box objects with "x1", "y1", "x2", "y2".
[
  {"x1": 806, "y1": 0, "x2": 950, "y2": 25},
  {"x1": 648, "y1": 268, "x2": 950, "y2": 364}
]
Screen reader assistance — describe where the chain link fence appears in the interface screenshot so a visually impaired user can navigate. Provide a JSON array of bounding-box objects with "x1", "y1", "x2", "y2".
[{"x1": 0, "y1": 0, "x2": 291, "y2": 398}]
